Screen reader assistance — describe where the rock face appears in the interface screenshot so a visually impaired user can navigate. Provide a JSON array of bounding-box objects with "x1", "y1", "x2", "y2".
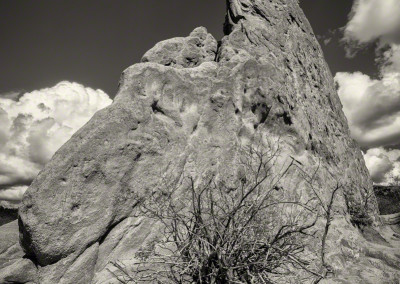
[{"x1": 6, "y1": 0, "x2": 400, "y2": 283}]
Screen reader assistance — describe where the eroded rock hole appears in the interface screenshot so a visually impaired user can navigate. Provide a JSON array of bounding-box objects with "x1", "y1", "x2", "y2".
[
  {"x1": 277, "y1": 111, "x2": 293, "y2": 125},
  {"x1": 71, "y1": 203, "x2": 80, "y2": 211},
  {"x1": 251, "y1": 103, "x2": 271, "y2": 127},
  {"x1": 134, "y1": 153, "x2": 142, "y2": 162},
  {"x1": 151, "y1": 101, "x2": 165, "y2": 115},
  {"x1": 192, "y1": 124, "x2": 198, "y2": 133}
]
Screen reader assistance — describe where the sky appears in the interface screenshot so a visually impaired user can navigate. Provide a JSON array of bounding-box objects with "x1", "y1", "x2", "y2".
[
  {"x1": 1, "y1": 0, "x2": 400, "y2": 205},
  {"x1": 0, "y1": 0, "x2": 377, "y2": 96}
]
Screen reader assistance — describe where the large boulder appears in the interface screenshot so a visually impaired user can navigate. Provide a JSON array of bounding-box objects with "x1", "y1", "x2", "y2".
[{"x1": 12, "y1": 0, "x2": 400, "y2": 283}]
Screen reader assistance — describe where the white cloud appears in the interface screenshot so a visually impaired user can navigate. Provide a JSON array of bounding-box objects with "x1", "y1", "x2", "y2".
[
  {"x1": 364, "y1": 147, "x2": 400, "y2": 184},
  {"x1": 0, "y1": 186, "x2": 27, "y2": 201},
  {"x1": 340, "y1": 1, "x2": 400, "y2": 182},
  {"x1": 0, "y1": 91, "x2": 23, "y2": 101},
  {"x1": 381, "y1": 44, "x2": 400, "y2": 73},
  {"x1": 335, "y1": 69, "x2": 400, "y2": 148},
  {"x1": 344, "y1": 0, "x2": 400, "y2": 45},
  {"x1": 0, "y1": 81, "x2": 112, "y2": 202},
  {"x1": 337, "y1": 10, "x2": 400, "y2": 148}
]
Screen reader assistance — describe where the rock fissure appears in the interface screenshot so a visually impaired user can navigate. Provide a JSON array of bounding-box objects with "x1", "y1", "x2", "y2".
[{"x1": 150, "y1": 100, "x2": 165, "y2": 115}]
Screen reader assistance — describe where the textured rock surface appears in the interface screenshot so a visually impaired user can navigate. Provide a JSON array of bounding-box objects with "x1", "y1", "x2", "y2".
[
  {"x1": 0, "y1": 221, "x2": 37, "y2": 283},
  {"x1": 8, "y1": 0, "x2": 400, "y2": 283},
  {"x1": 142, "y1": 27, "x2": 218, "y2": 68},
  {"x1": 0, "y1": 221, "x2": 23, "y2": 269}
]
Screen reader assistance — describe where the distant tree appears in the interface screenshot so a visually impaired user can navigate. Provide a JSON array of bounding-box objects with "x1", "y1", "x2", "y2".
[
  {"x1": 343, "y1": 184, "x2": 374, "y2": 230},
  {"x1": 389, "y1": 172, "x2": 400, "y2": 187}
]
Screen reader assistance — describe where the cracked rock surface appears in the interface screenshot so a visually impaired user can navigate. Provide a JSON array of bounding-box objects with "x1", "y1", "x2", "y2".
[{"x1": 3, "y1": 0, "x2": 399, "y2": 283}]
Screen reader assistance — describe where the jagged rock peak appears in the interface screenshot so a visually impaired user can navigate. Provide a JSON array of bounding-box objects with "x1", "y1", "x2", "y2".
[
  {"x1": 141, "y1": 27, "x2": 219, "y2": 68},
  {"x1": 225, "y1": 0, "x2": 311, "y2": 34}
]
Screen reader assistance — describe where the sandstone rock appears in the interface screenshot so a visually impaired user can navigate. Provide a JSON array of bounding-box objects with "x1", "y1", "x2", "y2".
[
  {"x1": 0, "y1": 221, "x2": 25, "y2": 270},
  {"x1": 0, "y1": 258, "x2": 37, "y2": 284},
  {"x1": 142, "y1": 27, "x2": 218, "y2": 68},
  {"x1": 0, "y1": 221, "x2": 38, "y2": 283},
  {"x1": 12, "y1": 0, "x2": 400, "y2": 283}
]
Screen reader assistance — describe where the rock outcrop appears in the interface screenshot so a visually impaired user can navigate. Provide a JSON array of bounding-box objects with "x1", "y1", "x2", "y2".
[{"x1": 3, "y1": 0, "x2": 400, "y2": 283}]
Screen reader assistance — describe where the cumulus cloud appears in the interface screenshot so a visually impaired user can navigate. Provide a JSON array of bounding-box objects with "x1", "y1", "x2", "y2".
[
  {"x1": 338, "y1": 0, "x2": 400, "y2": 183},
  {"x1": 364, "y1": 147, "x2": 400, "y2": 184},
  {"x1": 344, "y1": 0, "x2": 400, "y2": 45},
  {"x1": 380, "y1": 44, "x2": 400, "y2": 73},
  {"x1": 336, "y1": 2, "x2": 400, "y2": 149},
  {"x1": 335, "y1": 69, "x2": 400, "y2": 148},
  {"x1": 0, "y1": 81, "x2": 112, "y2": 203},
  {"x1": 0, "y1": 186, "x2": 27, "y2": 201},
  {"x1": 0, "y1": 91, "x2": 23, "y2": 101}
]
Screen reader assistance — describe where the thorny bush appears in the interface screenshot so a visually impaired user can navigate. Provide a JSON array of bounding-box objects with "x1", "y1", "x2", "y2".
[{"x1": 110, "y1": 138, "x2": 342, "y2": 283}]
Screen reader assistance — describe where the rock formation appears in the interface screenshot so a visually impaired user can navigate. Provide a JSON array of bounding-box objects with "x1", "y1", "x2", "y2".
[{"x1": 2, "y1": 0, "x2": 400, "y2": 283}]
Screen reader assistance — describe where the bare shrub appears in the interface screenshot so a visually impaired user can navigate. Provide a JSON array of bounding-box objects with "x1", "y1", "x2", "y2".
[
  {"x1": 344, "y1": 185, "x2": 374, "y2": 229},
  {"x1": 110, "y1": 138, "x2": 340, "y2": 283}
]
